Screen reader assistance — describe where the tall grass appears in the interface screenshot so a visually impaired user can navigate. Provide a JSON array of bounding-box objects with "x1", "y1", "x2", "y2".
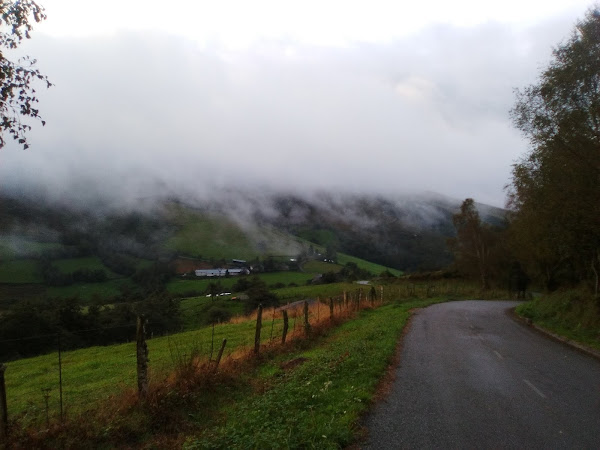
[
  {"x1": 516, "y1": 286, "x2": 600, "y2": 350},
  {"x1": 6, "y1": 284, "x2": 393, "y2": 447},
  {"x1": 4, "y1": 286, "x2": 377, "y2": 425}
]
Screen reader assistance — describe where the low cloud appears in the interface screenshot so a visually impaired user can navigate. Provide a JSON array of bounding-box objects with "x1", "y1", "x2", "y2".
[{"x1": 0, "y1": 13, "x2": 584, "y2": 208}]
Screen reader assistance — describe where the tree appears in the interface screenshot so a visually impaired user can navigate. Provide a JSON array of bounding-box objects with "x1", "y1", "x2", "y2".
[
  {"x1": 448, "y1": 199, "x2": 493, "y2": 290},
  {"x1": 508, "y1": 7, "x2": 600, "y2": 294},
  {"x1": 245, "y1": 276, "x2": 278, "y2": 312},
  {"x1": 0, "y1": 0, "x2": 51, "y2": 149}
]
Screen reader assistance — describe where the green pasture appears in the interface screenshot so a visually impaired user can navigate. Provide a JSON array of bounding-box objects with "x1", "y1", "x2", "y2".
[
  {"x1": 53, "y1": 257, "x2": 120, "y2": 278},
  {"x1": 167, "y1": 278, "x2": 235, "y2": 296},
  {"x1": 179, "y1": 296, "x2": 246, "y2": 330},
  {"x1": 134, "y1": 258, "x2": 154, "y2": 270},
  {"x1": 5, "y1": 310, "x2": 289, "y2": 420},
  {"x1": 273, "y1": 282, "x2": 359, "y2": 302},
  {"x1": 296, "y1": 228, "x2": 338, "y2": 246},
  {"x1": 167, "y1": 272, "x2": 313, "y2": 297},
  {"x1": 46, "y1": 279, "x2": 133, "y2": 302},
  {"x1": 302, "y1": 260, "x2": 343, "y2": 273},
  {"x1": 165, "y1": 207, "x2": 257, "y2": 260},
  {"x1": 0, "y1": 259, "x2": 42, "y2": 284},
  {"x1": 5, "y1": 283, "x2": 365, "y2": 420},
  {"x1": 256, "y1": 272, "x2": 312, "y2": 286},
  {"x1": 337, "y1": 252, "x2": 402, "y2": 276}
]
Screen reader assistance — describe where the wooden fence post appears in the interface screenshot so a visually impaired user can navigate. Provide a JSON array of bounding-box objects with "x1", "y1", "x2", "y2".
[
  {"x1": 0, "y1": 364, "x2": 7, "y2": 442},
  {"x1": 281, "y1": 310, "x2": 289, "y2": 344},
  {"x1": 270, "y1": 309, "x2": 275, "y2": 342},
  {"x1": 136, "y1": 315, "x2": 149, "y2": 399},
  {"x1": 303, "y1": 301, "x2": 311, "y2": 335},
  {"x1": 57, "y1": 333, "x2": 63, "y2": 422},
  {"x1": 380, "y1": 285, "x2": 384, "y2": 303},
  {"x1": 214, "y1": 339, "x2": 227, "y2": 371},
  {"x1": 254, "y1": 304, "x2": 263, "y2": 355}
]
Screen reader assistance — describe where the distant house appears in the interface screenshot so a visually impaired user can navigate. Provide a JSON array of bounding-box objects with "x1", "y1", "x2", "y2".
[{"x1": 195, "y1": 268, "x2": 249, "y2": 277}]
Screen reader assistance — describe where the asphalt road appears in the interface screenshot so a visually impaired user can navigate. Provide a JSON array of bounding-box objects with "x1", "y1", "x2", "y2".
[{"x1": 362, "y1": 300, "x2": 600, "y2": 449}]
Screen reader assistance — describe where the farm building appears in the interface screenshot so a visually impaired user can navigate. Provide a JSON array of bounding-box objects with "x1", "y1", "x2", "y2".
[{"x1": 194, "y1": 268, "x2": 249, "y2": 277}]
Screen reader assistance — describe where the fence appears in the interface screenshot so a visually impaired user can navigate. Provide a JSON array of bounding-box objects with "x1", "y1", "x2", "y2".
[{"x1": 0, "y1": 286, "x2": 390, "y2": 437}]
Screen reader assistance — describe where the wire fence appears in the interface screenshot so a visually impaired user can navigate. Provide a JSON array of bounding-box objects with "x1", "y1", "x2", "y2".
[
  {"x1": 1, "y1": 286, "x2": 388, "y2": 434},
  {"x1": 1, "y1": 280, "x2": 511, "y2": 437}
]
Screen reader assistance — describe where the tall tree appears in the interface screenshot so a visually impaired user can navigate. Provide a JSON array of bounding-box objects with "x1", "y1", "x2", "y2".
[
  {"x1": 448, "y1": 198, "x2": 493, "y2": 290},
  {"x1": 0, "y1": 0, "x2": 51, "y2": 149},
  {"x1": 508, "y1": 7, "x2": 600, "y2": 294}
]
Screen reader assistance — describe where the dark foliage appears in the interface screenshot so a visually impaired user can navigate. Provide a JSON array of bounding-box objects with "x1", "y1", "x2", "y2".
[
  {"x1": 0, "y1": 0, "x2": 51, "y2": 149},
  {"x1": 0, "y1": 292, "x2": 181, "y2": 360},
  {"x1": 244, "y1": 276, "x2": 278, "y2": 312}
]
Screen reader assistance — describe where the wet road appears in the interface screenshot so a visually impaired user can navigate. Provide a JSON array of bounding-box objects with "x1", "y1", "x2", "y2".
[{"x1": 362, "y1": 300, "x2": 600, "y2": 449}]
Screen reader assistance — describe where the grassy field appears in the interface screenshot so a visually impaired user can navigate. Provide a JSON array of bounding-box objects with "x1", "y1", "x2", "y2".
[
  {"x1": 164, "y1": 203, "x2": 308, "y2": 261},
  {"x1": 178, "y1": 279, "x2": 367, "y2": 330},
  {"x1": 46, "y1": 279, "x2": 133, "y2": 301},
  {"x1": 185, "y1": 298, "x2": 446, "y2": 448},
  {"x1": 167, "y1": 278, "x2": 236, "y2": 296},
  {"x1": 302, "y1": 260, "x2": 343, "y2": 273},
  {"x1": 5, "y1": 313, "x2": 282, "y2": 419},
  {"x1": 274, "y1": 282, "x2": 361, "y2": 302},
  {"x1": 6, "y1": 284, "x2": 450, "y2": 448},
  {"x1": 5, "y1": 285, "x2": 369, "y2": 421},
  {"x1": 0, "y1": 259, "x2": 42, "y2": 283},
  {"x1": 167, "y1": 272, "x2": 313, "y2": 297},
  {"x1": 164, "y1": 206, "x2": 257, "y2": 260},
  {"x1": 337, "y1": 253, "x2": 402, "y2": 276},
  {"x1": 53, "y1": 257, "x2": 120, "y2": 278},
  {"x1": 258, "y1": 272, "x2": 312, "y2": 286},
  {"x1": 179, "y1": 296, "x2": 247, "y2": 330}
]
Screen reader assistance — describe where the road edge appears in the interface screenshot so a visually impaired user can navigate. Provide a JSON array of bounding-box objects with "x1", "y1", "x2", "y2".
[
  {"x1": 348, "y1": 307, "x2": 423, "y2": 449},
  {"x1": 509, "y1": 307, "x2": 600, "y2": 361}
]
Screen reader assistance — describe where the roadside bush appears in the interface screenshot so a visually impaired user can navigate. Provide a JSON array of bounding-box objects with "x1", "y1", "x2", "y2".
[
  {"x1": 206, "y1": 307, "x2": 232, "y2": 324},
  {"x1": 516, "y1": 286, "x2": 600, "y2": 348}
]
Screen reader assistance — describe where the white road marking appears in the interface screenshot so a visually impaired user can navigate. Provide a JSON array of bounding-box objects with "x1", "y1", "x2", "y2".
[
  {"x1": 493, "y1": 350, "x2": 504, "y2": 360},
  {"x1": 524, "y1": 379, "x2": 547, "y2": 399}
]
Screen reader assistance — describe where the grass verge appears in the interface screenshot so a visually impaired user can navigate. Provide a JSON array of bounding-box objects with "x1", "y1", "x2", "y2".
[
  {"x1": 184, "y1": 298, "x2": 444, "y2": 449},
  {"x1": 7, "y1": 291, "x2": 442, "y2": 448},
  {"x1": 515, "y1": 287, "x2": 600, "y2": 351}
]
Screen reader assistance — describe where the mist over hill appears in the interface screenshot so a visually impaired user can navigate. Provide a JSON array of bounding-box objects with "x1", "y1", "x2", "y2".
[{"x1": 0, "y1": 185, "x2": 506, "y2": 272}]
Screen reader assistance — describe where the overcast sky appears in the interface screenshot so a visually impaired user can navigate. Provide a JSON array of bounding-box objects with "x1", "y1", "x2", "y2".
[{"x1": 0, "y1": 0, "x2": 594, "y2": 208}]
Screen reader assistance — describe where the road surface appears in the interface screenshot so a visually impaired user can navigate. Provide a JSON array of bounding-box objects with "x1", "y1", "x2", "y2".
[{"x1": 362, "y1": 300, "x2": 600, "y2": 449}]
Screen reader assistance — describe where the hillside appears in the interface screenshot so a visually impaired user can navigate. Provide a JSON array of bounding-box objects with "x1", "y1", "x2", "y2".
[
  {"x1": 0, "y1": 189, "x2": 506, "y2": 307},
  {"x1": 0, "y1": 189, "x2": 507, "y2": 265}
]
